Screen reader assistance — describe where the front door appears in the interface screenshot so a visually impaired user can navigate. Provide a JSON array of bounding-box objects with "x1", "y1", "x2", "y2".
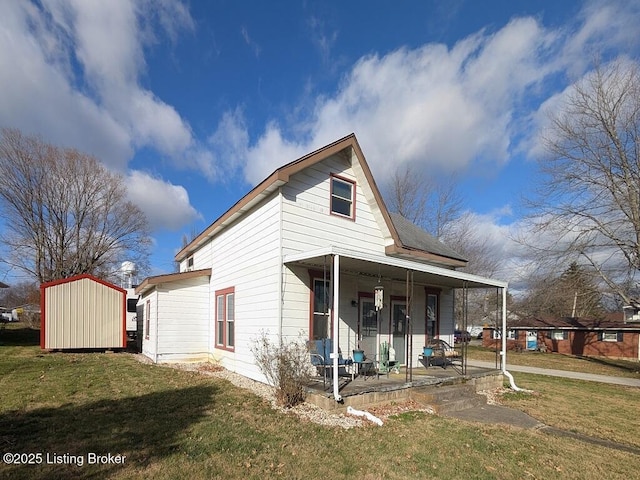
[
  {"x1": 359, "y1": 296, "x2": 377, "y2": 358},
  {"x1": 391, "y1": 300, "x2": 407, "y2": 364},
  {"x1": 526, "y1": 330, "x2": 537, "y2": 350}
]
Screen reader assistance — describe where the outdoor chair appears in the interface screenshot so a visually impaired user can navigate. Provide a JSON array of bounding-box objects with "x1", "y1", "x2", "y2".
[
  {"x1": 308, "y1": 338, "x2": 353, "y2": 387},
  {"x1": 425, "y1": 339, "x2": 462, "y2": 371},
  {"x1": 377, "y1": 341, "x2": 400, "y2": 378},
  {"x1": 352, "y1": 349, "x2": 376, "y2": 380}
]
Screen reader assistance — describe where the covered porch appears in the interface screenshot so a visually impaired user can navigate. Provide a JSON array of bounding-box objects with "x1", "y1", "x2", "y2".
[
  {"x1": 283, "y1": 245, "x2": 509, "y2": 404},
  {"x1": 304, "y1": 361, "x2": 504, "y2": 412}
]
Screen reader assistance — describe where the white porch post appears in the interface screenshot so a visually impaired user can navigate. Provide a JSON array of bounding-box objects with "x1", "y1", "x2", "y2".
[
  {"x1": 501, "y1": 287, "x2": 507, "y2": 372},
  {"x1": 332, "y1": 254, "x2": 342, "y2": 402}
]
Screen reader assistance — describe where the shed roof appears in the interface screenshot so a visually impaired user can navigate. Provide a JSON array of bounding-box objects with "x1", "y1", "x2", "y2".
[
  {"x1": 135, "y1": 268, "x2": 212, "y2": 296},
  {"x1": 388, "y1": 212, "x2": 467, "y2": 263}
]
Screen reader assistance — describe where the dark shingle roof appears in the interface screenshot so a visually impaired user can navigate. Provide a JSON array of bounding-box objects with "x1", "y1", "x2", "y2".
[
  {"x1": 388, "y1": 212, "x2": 468, "y2": 263},
  {"x1": 508, "y1": 315, "x2": 640, "y2": 331}
]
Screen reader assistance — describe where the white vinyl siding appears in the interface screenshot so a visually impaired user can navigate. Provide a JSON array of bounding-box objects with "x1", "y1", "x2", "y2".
[
  {"x1": 141, "y1": 275, "x2": 210, "y2": 363},
  {"x1": 281, "y1": 154, "x2": 386, "y2": 256},
  {"x1": 208, "y1": 193, "x2": 281, "y2": 381}
]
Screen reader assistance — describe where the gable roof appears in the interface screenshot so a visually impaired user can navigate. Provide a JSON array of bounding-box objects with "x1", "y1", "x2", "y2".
[
  {"x1": 175, "y1": 134, "x2": 468, "y2": 268},
  {"x1": 40, "y1": 274, "x2": 125, "y2": 294}
]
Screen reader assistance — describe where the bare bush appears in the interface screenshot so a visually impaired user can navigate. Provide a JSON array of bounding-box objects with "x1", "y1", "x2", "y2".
[{"x1": 250, "y1": 331, "x2": 311, "y2": 408}]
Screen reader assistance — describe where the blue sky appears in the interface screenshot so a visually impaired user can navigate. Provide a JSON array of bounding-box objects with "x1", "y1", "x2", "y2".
[{"x1": 1, "y1": 0, "x2": 640, "y2": 284}]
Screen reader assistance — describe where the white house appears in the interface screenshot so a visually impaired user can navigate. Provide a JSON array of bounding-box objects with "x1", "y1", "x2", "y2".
[{"x1": 136, "y1": 134, "x2": 508, "y2": 401}]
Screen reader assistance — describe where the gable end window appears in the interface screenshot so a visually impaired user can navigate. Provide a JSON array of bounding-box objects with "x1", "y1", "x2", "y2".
[{"x1": 330, "y1": 174, "x2": 355, "y2": 219}]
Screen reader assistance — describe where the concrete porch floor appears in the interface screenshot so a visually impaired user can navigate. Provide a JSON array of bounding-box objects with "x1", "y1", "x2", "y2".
[{"x1": 305, "y1": 363, "x2": 504, "y2": 412}]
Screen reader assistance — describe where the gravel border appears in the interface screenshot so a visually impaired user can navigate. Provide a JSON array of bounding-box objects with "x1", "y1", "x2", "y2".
[
  {"x1": 153, "y1": 360, "x2": 366, "y2": 429},
  {"x1": 137, "y1": 356, "x2": 506, "y2": 429}
]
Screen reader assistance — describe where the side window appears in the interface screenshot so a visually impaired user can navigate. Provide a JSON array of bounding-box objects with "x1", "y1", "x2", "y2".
[
  {"x1": 215, "y1": 287, "x2": 235, "y2": 350},
  {"x1": 144, "y1": 300, "x2": 150, "y2": 340},
  {"x1": 127, "y1": 298, "x2": 137, "y2": 313}
]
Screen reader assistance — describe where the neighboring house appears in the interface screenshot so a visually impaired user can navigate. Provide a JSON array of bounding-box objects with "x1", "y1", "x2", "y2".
[
  {"x1": 482, "y1": 314, "x2": 640, "y2": 360},
  {"x1": 136, "y1": 134, "x2": 508, "y2": 400}
]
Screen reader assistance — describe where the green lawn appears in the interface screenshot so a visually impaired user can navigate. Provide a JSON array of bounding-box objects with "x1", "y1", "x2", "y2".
[{"x1": 1, "y1": 325, "x2": 639, "y2": 480}]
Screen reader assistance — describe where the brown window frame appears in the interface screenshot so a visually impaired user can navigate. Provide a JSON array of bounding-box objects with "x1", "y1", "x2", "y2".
[
  {"x1": 329, "y1": 173, "x2": 356, "y2": 220},
  {"x1": 215, "y1": 287, "x2": 235, "y2": 351}
]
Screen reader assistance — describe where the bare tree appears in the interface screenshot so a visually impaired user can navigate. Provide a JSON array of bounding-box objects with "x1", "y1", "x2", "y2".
[
  {"x1": 514, "y1": 262, "x2": 603, "y2": 318},
  {"x1": 386, "y1": 164, "x2": 464, "y2": 239},
  {"x1": 526, "y1": 59, "x2": 640, "y2": 305},
  {"x1": 385, "y1": 165, "x2": 502, "y2": 328},
  {"x1": 0, "y1": 128, "x2": 151, "y2": 283}
]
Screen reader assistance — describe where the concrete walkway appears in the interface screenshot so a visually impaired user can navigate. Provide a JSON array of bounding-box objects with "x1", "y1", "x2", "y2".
[{"x1": 467, "y1": 360, "x2": 640, "y2": 387}]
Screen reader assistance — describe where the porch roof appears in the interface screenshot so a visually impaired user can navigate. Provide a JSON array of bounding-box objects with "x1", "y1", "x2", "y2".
[{"x1": 283, "y1": 245, "x2": 507, "y2": 290}]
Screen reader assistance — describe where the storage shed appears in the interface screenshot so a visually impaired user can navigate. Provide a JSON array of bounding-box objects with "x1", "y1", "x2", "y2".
[{"x1": 40, "y1": 274, "x2": 127, "y2": 350}]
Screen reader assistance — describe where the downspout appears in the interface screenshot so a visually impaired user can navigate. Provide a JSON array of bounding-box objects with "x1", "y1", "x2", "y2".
[
  {"x1": 278, "y1": 187, "x2": 284, "y2": 340},
  {"x1": 154, "y1": 287, "x2": 159, "y2": 364},
  {"x1": 501, "y1": 285, "x2": 523, "y2": 391},
  {"x1": 332, "y1": 253, "x2": 342, "y2": 402}
]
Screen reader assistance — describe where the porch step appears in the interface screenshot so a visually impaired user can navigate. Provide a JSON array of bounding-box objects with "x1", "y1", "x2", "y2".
[{"x1": 411, "y1": 383, "x2": 486, "y2": 414}]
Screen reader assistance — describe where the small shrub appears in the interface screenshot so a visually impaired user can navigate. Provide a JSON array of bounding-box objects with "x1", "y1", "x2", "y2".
[{"x1": 251, "y1": 331, "x2": 311, "y2": 408}]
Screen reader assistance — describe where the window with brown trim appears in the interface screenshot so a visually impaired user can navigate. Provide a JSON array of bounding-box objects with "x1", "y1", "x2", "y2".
[
  {"x1": 216, "y1": 287, "x2": 235, "y2": 350},
  {"x1": 330, "y1": 174, "x2": 355, "y2": 219}
]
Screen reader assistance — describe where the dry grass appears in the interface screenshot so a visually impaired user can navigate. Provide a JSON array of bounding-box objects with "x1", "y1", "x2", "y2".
[
  {"x1": 499, "y1": 373, "x2": 640, "y2": 448},
  {"x1": 1, "y1": 325, "x2": 639, "y2": 480},
  {"x1": 467, "y1": 344, "x2": 640, "y2": 378}
]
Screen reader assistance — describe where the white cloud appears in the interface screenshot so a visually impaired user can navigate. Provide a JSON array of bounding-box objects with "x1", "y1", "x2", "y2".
[
  {"x1": 209, "y1": 1, "x2": 640, "y2": 187},
  {"x1": 0, "y1": 0, "x2": 193, "y2": 171},
  {"x1": 126, "y1": 171, "x2": 202, "y2": 231}
]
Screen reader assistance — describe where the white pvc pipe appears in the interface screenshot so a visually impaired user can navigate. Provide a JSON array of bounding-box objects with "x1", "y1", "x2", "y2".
[
  {"x1": 500, "y1": 287, "x2": 523, "y2": 391},
  {"x1": 503, "y1": 370, "x2": 523, "y2": 392},
  {"x1": 501, "y1": 287, "x2": 507, "y2": 372},
  {"x1": 346, "y1": 406, "x2": 383, "y2": 426}
]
